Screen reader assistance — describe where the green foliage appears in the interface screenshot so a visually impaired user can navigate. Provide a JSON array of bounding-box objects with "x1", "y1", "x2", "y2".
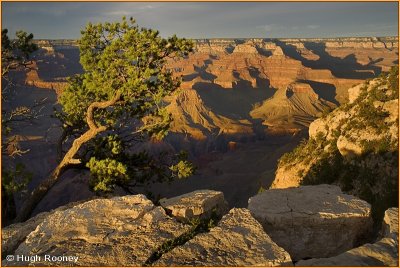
[
  {"x1": 86, "y1": 157, "x2": 129, "y2": 192},
  {"x1": 60, "y1": 17, "x2": 193, "y2": 132},
  {"x1": 2, "y1": 163, "x2": 32, "y2": 226},
  {"x1": 301, "y1": 150, "x2": 398, "y2": 224},
  {"x1": 1, "y1": 29, "x2": 38, "y2": 75},
  {"x1": 2, "y1": 163, "x2": 32, "y2": 196},
  {"x1": 321, "y1": 106, "x2": 333, "y2": 118},
  {"x1": 258, "y1": 185, "x2": 266, "y2": 194},
  {"x1": 387, "y1": 65, "x2": 399, "y2": 97},
  {"x1": 280, "y1": 67, "x2": 399, "y2": 226},
  {"x1": 278, "y1": 132, "x2": 328, "y2": 168},
  {"x1": 2, "y1": 29, "x2": 37, "y2": 225},
  {"x1": 169, "y1": 160, "x2": 194, "y2": 179},
  {"x1": 57, "y1": 17, "x2": 195, "y2": 195},
  {"x1": 360, "y1": 135, "x2": 394, "y2": 155}
]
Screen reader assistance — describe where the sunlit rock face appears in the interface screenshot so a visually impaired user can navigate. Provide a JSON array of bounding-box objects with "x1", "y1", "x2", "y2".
[
  {"x1": 3, "y1": 195, "x2": 191, "y2": 266},
  {"x1": 248, "y1": 184, "x2": 373, "y2": 261},
  {"x1": 156, "y1": 208, "x2": 293, "y2": 267}
]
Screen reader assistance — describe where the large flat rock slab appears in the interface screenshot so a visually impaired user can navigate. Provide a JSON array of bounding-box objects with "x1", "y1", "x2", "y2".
[
  {"x1": 160, "y1": 189, "x2": 228, "y2": 222},
  {"x1": 3, "y1": 195, "x2": 190, "y2": 266},
  {"x1": 155, "y1": 208, "x2": 293, "y2": 266},
  {"x1": 296, "y1": 237, "x2": 398, "y2": 267},
  {"x1": 248, "y1": 184, "x2": 372, "y2": 261}
]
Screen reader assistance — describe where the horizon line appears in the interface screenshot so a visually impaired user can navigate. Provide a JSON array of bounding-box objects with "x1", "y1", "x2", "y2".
[{"x1": 32, "y1": 36, "x2": 399, "y2": 41}]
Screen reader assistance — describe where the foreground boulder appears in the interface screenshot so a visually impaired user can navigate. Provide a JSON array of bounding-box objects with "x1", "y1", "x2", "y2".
[
  {"x1": 2, "y1": 198, "x2": 96, "y2": 257},
  {"x1": 296, "y1": 237, "x2": 398, "y2": 266},
  {"x1": 3, "y1": 195, "x2": 190, "y2": 266},
  {"x1": 159, "y1": 190, "x2": 228, "y2": 222},
  {"x1": 248, "y1": 184, "x2": 372, "y2": 261},
  {"x1": 155, "y1": 208, "x2": 293, "y2": 266},
  {"x1": 297, "y1": 207, "x2": 399, "y2": 267}
]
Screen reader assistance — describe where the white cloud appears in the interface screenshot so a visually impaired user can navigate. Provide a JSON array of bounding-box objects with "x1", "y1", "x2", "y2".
[
  {"x1": 108, "y1": 10, "x2": 132, "y2": 16},
  {"x1": 139, "y1": 5, "x2": 154, "y2": 10},
  {"x1": 256, "y1": 24, "x2": 285, "y2": 32}
]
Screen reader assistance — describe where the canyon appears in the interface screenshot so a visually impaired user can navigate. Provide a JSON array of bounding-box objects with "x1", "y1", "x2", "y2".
[
  {"x1": 2, "y1": 34, "x2": 398, "y2": 266},
  {"x1": 4, "y1": 36, "x2": 398, "y2": 212}
]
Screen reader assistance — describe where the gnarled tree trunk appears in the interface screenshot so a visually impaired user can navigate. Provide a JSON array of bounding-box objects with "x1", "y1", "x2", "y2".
[{"x1": 14, "y1": 92, "x2": 121, "y2": 223}]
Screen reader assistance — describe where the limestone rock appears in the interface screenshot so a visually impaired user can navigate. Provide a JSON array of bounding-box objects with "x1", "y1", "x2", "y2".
[
  {"x1": 383, "y1": 99, "x2": 399, "y2": 123},
  {"x1": 2, "y1": 198, "x2": 96, "y2": 257},
  {"x1": 248, "y1": 184, "x2": 372, "y2": 261},
  {"x1": 233, "y1": 43, "x2": 258, "y2": 53},
  {"x1": 336, "y1": 135, "x2": 363, "y2": 157},
  {"x1": 4, "y1": 195, "x2": 190, "y2": 266},
  {"x1": 348, "y1": 83, "x2": 364, "y2": 104},
  {"x1": 155, "y1": 208, "x2": 293, "y2": 266},
  {"x1": 271, "y1": 163, "x2": 310, "y2": 189},
  {"x1": 272, "y1": 46, "x2": 285, "y2": 56},
  {"x1": 250, "y1": 82, "x2": 335, "y2": 130},
  {"x1": 296, "y1": 237, "x2": 398, "y2": 267},
  {"x1": 381, "y1": 207, "x2": 399, "y2": 240},
  {"x1": 160, "y1": 190, "x2": 228, "y2": 222}
]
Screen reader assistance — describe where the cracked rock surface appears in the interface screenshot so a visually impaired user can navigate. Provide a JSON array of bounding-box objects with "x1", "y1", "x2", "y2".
[
  {"x1": 155, "y1": 208, "x2": 293, "y2": 266},
  {"x1": 2, "y1": 198, "x2": 97, "y2": 257},
  {"x1": 159, "y1": 189, "x2": 228, "y2": 222},
  {"x1": 248, "y1": 184, "x2": 372, "y2": 261},
  {"x1": 3, "y1": 195, "x2": 190, "y2": 266}
]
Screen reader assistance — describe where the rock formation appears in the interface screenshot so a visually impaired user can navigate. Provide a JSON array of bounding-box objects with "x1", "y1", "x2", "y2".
[
  {"x1": 159, "y1": 190, "x2": 228, "y2": 222},
  {"x1": 250, "y1": 82, "x2": 336, "y2": 129},
  {"x1": 381, "y1": 207, "x2": 399, "y2": 240},
  {"x1": 155, "y1": 208, "x2": 293, "y2": 266},
  {"x1": 4, "y1": 195, "x2": 191, "y2": 266},
  {"x1": 248, "y1": 184, "x2": 373, "y2": 261},
  {"x1": 296, "y1": 207, "x2": 399, "y2": 267},
  {"x1": 272, "y1": 68, "x2": 399, "y2": 199},
  {"x1": 4, "y1": 188, "x2": 397, "y2": 266},
  {"x1": 26, "y1": 37, "x2": 398, "y2": 142},
  {"x1": 296, "y1": 237, "x2": 398, "y2": 266}
]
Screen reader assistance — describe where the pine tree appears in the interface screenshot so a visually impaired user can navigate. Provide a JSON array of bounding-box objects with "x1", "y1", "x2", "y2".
[{"x1": 15, "y1": 17, "x2": 194, "y2": 223}]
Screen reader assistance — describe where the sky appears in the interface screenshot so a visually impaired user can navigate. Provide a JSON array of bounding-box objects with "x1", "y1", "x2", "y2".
[{"x1": 2, "y1": 2, "x2": 399, "y2": 39}]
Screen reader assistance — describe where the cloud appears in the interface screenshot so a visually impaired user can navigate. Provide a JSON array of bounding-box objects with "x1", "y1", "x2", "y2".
[
  {"x1": 257, "y1": 24, "x2": 286, "y2": 32},
  {"x1": 139, "y1": 5, "x2": 154, "y2": 10},
  {"x1": 108, "y1": 10, "x2": 132, "y2": 16},
  {"x1": 307, "y1": 25, "x2": 320, "y2": 29}
]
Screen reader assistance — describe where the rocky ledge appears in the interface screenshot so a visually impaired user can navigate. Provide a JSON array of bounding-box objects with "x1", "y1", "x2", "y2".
[
  {"x1": 2, "y1": 188, "x2": 398, "y2": 266},
  {"x1": 248, "y1": 184, "x2": 373, "y2": 261}
]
